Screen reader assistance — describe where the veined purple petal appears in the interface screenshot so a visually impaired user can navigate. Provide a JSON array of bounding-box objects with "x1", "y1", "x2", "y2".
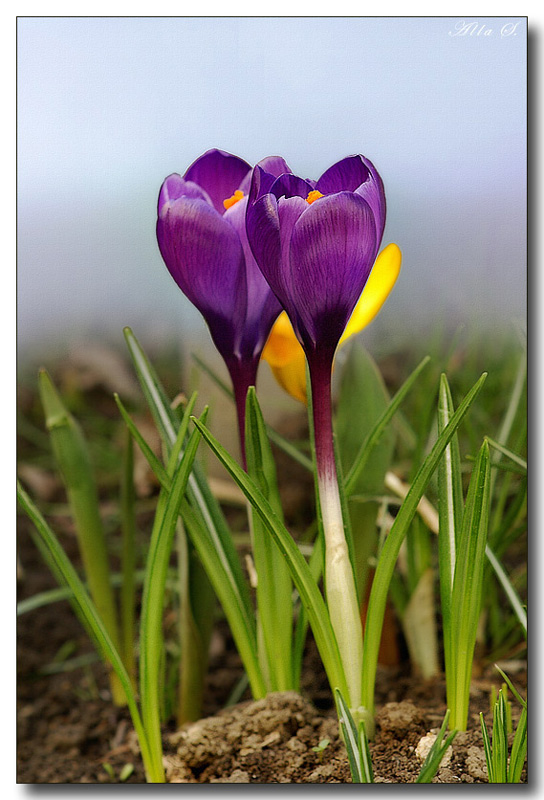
[
  {"x1": 238, "y1": 155, "x2": 292, "y2": 195},
  {"x1": 184, "y1": 149, "x2": 251, "y2": 215},
  {"x1": 248, "y1": 164, "x2": 277, "y2": 206},
  {"x1": 354, "y1": 157, "x2": 386, "y2": 243},
  {"x1": 223, "y1": 196, "x2": 282, "y2": 358},
  {"x1": 158, "y1": 175, "x2": 213, "y2": 214},
  {"x1": 316, "y1": 154, "x2": 386, "y2": 241},
  {"x1": 271, "y1": 173, "x2": 314, "y2": 200},
  {"x1": 315, "y1": 155, "x2": 371, "y2": 194},
  {"x1": 288, "y1": 192, "x2": 378, "y2": 351},
  {"x1": 246, "y1": 191, "x2": 306, "y2": 328},
  {"x1": 157, "y1": 196, "x2": 247, "y2": 355}
]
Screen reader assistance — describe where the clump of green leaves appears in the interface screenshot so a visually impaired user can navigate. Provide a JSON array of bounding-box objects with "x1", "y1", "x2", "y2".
[{"x1": 480, "y1": 668, "x2": 527, "y2": 783}]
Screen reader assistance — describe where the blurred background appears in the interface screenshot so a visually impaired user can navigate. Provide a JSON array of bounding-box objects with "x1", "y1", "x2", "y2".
[{"x1": 17, "y1": 16, "x2": 526, "y2": 368}]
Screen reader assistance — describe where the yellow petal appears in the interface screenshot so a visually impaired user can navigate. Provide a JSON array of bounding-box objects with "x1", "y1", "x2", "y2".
[
  {"x1": 270, "y1": 353, "x2": 308, "y2": 404},
  {"x1": 261, "y1": 311, "x2": 303, "y2": 368},
  {"x1": 340, "y1": 243, "x2": 402, "y2": 345},
  {"x1": 261, "y1": 244, "x2": 401, "y2": 404}
]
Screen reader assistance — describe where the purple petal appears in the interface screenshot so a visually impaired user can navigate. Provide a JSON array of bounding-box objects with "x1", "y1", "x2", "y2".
[
  {"x1": 157, "y1": 196, "x2": 247, "y2": 354},
  {"x1": 315, "y1": 155, "x2": 371, "y2": 194},
  {"x1": 248, "y1": 164, "x2": 278, "y2": 205},
  {"x1": 270, "y1": 173, "x2": 314, "y2": 200},
  {"x1": 183, "y1": 149, "x2": 251, "y2": 215},
  {"x1": 238, "y1": 155, "x2": 292, "y2": 195},
  {"x1": 224, "y1": 196, "x2": 282, "y2": 356},
  {"x1": 354, "y1": 156, "x2": 386, "y2": 243},
  {"x1": 288, "y1": 192, "x2": 378, "y2": 351},
  {"x1": 316, "y1": 155, "x2": 386, "y2": 242},
  {"x1": 158, "y1": 175, "x2": 213, "y2": 214}
]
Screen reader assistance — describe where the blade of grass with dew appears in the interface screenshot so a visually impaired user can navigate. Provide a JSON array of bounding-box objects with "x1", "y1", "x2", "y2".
[
  {"x1": 138, "y1": 405, "x2": 208, "y2": 782},
  {"x1": 120, "y1": 428, "x2": 137, "y2": 686},
  {"x1": 344, "y1": 356, "x2": 431, "y2": 496},
  {"x1": 437, "y1": 375, "x2": 465, "y2": 715},
  {"x1": 38, "y1": 368, "x2": 124, "y2": 706},
  {"x1": 449, "y1": 440, "x2": 491, "y2": 731},
  {"x1": 191, "y1": 415, "x2": 349, "y2": 703},
  {"x1": 416, "y1": 710, "x2": 457, "y2": 783},
  {"x1": 17, "y1": 482, "x2": 159, "y2": 782},
  {"x1": 245, "y1": 387, "x2": 294, "y2": 691},
  {"x1": 361, "y1": 372, "x2": 487, "y2": 729}
]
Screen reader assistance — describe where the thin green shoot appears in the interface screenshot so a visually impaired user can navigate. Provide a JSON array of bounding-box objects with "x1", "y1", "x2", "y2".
[
  {"x1": 334, "y1": 688, "x2": 374, "y2": 783},
  {"x1": 416, "y1": 710, "x2": 457, "y2": 783},
  {"x1": 38, "y1": 368, "x2": 124, "y2": 704}
]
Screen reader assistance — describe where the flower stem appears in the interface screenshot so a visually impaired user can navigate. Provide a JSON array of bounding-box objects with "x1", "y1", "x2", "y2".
[
  {"x1": 227, "y1": 359, "x2": 259, "y2": 469},
  {"x1": 308, "y1": 353, "x2": 363, "y2": 710}
]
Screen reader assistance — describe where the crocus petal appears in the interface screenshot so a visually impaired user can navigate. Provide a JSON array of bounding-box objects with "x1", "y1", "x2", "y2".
[
  {"x1": 261, "y1": 311, "x2": 304, "y2": 368},
  {"x1": 288, "y1": 192, "x2": 378, "y2": 351},
  {"x1": 316, "y1": 154, "x2": 386, "y2": 242},
  {"x1": 157, "y1": 196, "x2": 247, "y2": 354},
  {"x1": 238, "y1": 155, "x2": 292, "y2": 194},
  {"x1": 340, "y1": 243, "x2": 402, "y2": 344},
  {"x1": 223, "y1": 196, "x2": 282, "y2": 358},
  {"x1": 246, "y1": 190, "x2": 308, "y2": 329},
  {"x1": 270, "y1": 173, "x2": 314, "y2": 200},
  {"x1": 158, "y1": 175, "x2": 213, "y2": 213},
  {"x1": 315, "y1": 154, "x2": 373, "y2": 194},
  {"x1": 269, "y1": 353, "x2": 308, "y2": 405},
  {"x1": 184, "y1": 148, "x2": 251, "y2": 215}
]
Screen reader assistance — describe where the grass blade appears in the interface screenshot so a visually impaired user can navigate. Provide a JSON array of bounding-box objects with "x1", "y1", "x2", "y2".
[
  {"x1": 416, "y1": 709, "x2": 457, "y2": 783},
  {"x1": 508, "y1": 705, "x2": 527, "y2": 782},
  {"x1": 245, "y1": 387, "x2": 294, "y2": 691},
  {"x1": 139, "y1": 407, "x2": 207, "y2": 782},
  {"x1": 449, "y1": 440, "x2": 491, "y2": 731},
  {"x1": 17, "y1": 482, "x2": 158, "y2": 782},
  {"x1": 361, "y1": 373, "x2": 487, "y2": 725},
  {"x1": 191, "y1": 415, "x2": 349, "y2": 701},
  {"x1": 485, "y1": 545, "x2": 527, "y2": 636},
  {"x1": 480, "y1": 713, "x2": 494, "y2": 782},
  {"x1": 124, "y1": 328, "x2": 254, "y2": 632},
  {"x1": 334, "y1": 688, "x2": 371, "y2": 783},
  {"x1": 119, "y1": 428, "x2": 137, "y2": 686},
  {"x1": 38, "y1": 369, "x2": 123, "y2": 704},
  {"x1": 114, "y1": 393, "x2": 171, "y2": 490},
  {"x1": 344, "y1": 356, "x2": 430, "y2": 495},
  {"x1": 437, "y1": 375, "x2": 465, "y2": 720}
]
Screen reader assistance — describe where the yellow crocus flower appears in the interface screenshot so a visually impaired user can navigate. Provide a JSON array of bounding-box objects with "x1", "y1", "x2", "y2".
[{"x1": 262, "y1": 243, "x2": 402, "y2": 403}]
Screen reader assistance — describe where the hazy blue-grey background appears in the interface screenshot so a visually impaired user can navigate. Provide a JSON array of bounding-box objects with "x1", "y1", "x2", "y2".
[{"x1": 17, "y1": 16, "x2": 526, "y2": 362}]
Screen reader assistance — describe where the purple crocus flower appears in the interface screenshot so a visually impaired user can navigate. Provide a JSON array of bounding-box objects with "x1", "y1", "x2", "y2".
[
  {"x1": 156, "y1": 148, "x2": 289, "y2": 458},
  {"x1": 246, "y1": 155, "x2": 388, "y2": 711}
]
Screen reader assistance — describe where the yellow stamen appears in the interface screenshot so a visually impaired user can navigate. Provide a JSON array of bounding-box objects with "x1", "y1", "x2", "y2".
[
  {"x1": 306, "y1": 189, "x2": 324, "y2": 204},
  {"x1": 223, "y1": 189, "x2": 244, "y2": 210}
]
